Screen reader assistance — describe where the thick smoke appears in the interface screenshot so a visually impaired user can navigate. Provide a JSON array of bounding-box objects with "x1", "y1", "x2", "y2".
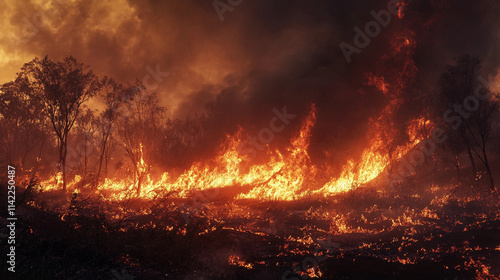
[{"x1": 1, "y1": 0, "x2": 499, "y2": 168}]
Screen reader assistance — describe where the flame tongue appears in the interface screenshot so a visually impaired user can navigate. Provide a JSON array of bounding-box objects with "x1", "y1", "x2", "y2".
[
  {"x1": 238, "y1": 104, "x2": 317, "y2": 200},
  {"x1": 40, "y1": 102, "x2": 428, "y2": 201}
]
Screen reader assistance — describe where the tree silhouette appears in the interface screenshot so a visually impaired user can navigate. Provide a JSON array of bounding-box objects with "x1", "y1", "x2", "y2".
[
  {"x1": 93, "y1": 78, "x2": 139, "y2": 189},
  {"x1": 0, "y1": 79, "x2": 48, "y2": 167},
  {"x1": 74, "y1": 108, "x2": 97, "y2": 182},
  {"x1": 439, "y1": 55, "x2": 498, "y2": 190},
  {"x1": 18, "y1": 56, "x2": 101, "y2": 191},
  {"x1": 117, "y1": 89, "x2": 166, "y2": 196}
]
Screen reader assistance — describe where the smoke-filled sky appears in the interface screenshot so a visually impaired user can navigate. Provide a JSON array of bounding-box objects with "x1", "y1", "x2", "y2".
[{"x1": 2, "y1": 0, "x2": 500, "y2": 163}]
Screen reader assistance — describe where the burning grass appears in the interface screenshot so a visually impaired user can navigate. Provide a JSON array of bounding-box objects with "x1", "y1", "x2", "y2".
[
  {"x1": 1, "y1": 176, "x2": 499, "y2": 279},
  {"x1": 6, "y1": 104, "x2": 498, "y2": 279}
]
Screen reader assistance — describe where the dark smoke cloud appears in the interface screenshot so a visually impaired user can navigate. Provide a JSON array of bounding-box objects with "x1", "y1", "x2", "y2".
[{"x1": 1, "y1": 0, "x2": 499, "y2": 167}]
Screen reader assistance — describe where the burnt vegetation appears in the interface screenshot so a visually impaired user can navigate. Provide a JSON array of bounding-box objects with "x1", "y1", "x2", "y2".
[
  {"x1": 3, "y1": 0, "x2": 500, "y2": 276},
  {"x1": 0, "y1": 53, "x2": 499, "y2": 280}
]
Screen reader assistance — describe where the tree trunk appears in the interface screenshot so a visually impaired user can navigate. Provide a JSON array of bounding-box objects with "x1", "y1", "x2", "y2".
[
  {"x1": 454, "y1": 151, "x2": 463, "y2": 187},
  {"x1": 104, "y1": 148, "x2": 109, "y2": 177},
  {"x1": 84, "y1": 135, "x2": 88, "y2": 179},
  {"x1": 58, "y1": 140, "x2": 66, "y2": 192},
  {"x1": 95, "y1": 129, "x2": 110, "y2": 191},
  {"x1": 62, "y1": 143, "x2": 67, "y2": 192},
  {"x1": 482, "y1": 148, "x2": 495, "y2": 191},
  {"x1": 466, "y1": 145, "x2": 477, "y2": 179}
]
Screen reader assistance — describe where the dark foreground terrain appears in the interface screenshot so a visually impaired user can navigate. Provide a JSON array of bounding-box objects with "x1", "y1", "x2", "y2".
[{"x1": 1, "y1": 178, "x2": 499, "y2": 280}]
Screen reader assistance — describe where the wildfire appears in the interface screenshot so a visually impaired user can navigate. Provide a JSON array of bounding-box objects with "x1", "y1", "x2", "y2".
[
  {"x1": 137, "y1": 143, "x2": 148, "y2": 175},
  {"x1": 316, "y1": 114, "x2": 427, "y2": 196},
  {"x1": 38, "y1": 23, "x2": 428, "y2": 203},
  {"x1": 237, "y1": 104, "x2": 317, "y2": 200},
  {"x1": 40, "y1": 101, "x2": 432, "y2": 202}
]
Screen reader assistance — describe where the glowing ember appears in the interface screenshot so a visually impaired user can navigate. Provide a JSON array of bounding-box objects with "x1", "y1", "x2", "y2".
[{"x1": 228, "y1": 255, "x2": 254, "y2": 269}]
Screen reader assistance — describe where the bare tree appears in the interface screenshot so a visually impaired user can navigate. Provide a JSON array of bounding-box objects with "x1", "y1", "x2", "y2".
[
  {"x1": 466, "y1": 94, "x2": 498, "y2": 190},
  {"x1": 74, "y1": 108, "x2": 97, "y2": 181},
  {"x1": 117, "y1": 89, "x2": 166, "y2": 196},
  {"x1": 93, "y1": 78, "x2": 138, "y2": 189},
  {"x1": 439, "y1": 55, "x2": 498, "y2": 190},
  {"x1": 160, "y1": 116, "x2": 206, "y2": 168}
]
